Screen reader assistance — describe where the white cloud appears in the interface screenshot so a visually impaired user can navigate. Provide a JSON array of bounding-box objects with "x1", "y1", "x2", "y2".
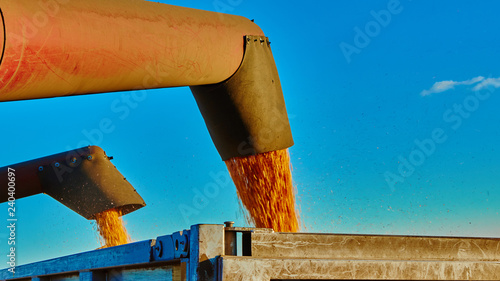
[
  {"x1": 472, "y1": 77, "x2": 500, "y2": 91},
  {"x1": 420, "y1": 76, "x2": 485, "y2": 97}
]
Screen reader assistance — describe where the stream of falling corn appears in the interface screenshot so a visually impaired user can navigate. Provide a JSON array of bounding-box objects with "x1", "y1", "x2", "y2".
[
  {"x1": 225, "y1": 149, "x2": 299, "y2": 232},
  {"x1": 94, "y1": 208, "x2": 131, "y2": 248},
  {"x1": 93, "y1": 149, "x2": 298, "y2": 246}
]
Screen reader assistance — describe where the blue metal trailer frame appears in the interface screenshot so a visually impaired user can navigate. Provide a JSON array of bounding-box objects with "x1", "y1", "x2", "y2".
[{"x1": 1, "y1": 224, "x2": 499, "y2": 280}]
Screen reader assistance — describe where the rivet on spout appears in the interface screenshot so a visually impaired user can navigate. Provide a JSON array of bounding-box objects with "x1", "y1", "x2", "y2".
[
  {"x1": 87, "y1": 155, "x2": 93, "y2": 161},
  {"x1": 54, "y1": 162, "x2": 60, "y2": 167},
  {"x1": 38, "y1": 166, "x2": 44, "y2": 172}
]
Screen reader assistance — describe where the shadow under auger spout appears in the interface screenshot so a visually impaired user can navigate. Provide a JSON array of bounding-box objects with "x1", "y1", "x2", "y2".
[{"x1": 0, "y1": 146, "x2": 145, "y2": 219}]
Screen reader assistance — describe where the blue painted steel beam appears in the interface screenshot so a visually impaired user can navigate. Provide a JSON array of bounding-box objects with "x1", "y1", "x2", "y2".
[{"x1": 0, "y1": 240, "x2": 154, "y2": 280}]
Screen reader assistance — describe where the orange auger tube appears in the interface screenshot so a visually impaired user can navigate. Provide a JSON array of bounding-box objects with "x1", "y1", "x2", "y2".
[{"x1": 0, "y1": 0, "x2": 263, "y2": 101}]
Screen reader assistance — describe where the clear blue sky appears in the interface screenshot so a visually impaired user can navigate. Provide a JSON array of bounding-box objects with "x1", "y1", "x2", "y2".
[{"x1": 1, "y1": 0, "x2": 499, "y2": 265}]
